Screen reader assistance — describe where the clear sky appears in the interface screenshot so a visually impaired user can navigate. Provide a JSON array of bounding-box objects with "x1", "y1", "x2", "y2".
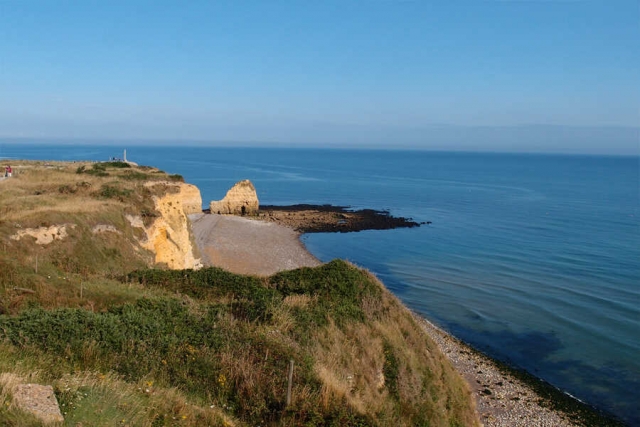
[{"x1": 0, "y1": 0, "x2": 638, "y2": 154}]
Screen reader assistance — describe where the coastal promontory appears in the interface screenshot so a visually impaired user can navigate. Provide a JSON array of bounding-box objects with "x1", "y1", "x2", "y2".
[{"x1": 0, "y1": 161, "x2": 479, "y2": 426}]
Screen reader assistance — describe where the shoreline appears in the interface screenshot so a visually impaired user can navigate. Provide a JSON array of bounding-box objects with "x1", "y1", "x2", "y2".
[
  {"x1": 189, "y1": 212, "x2": 320, "y2": 276},
  {"x1": 416, "y1": 316, "x2": 624, "y2": 427},
  {"x1": 189, "y1": 211, "x2": 626, "y2": 427}
]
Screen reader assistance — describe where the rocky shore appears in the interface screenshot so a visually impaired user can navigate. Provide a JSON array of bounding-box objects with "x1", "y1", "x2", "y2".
[
  {"x1": 256, "y1": 204, "x2": 423, "y2": 233},
  {"x1": 417, "y1": 318, "x2": 624, "y2": 427}
]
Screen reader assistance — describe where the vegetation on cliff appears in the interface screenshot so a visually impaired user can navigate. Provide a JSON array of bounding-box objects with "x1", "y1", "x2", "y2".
[{"x1": 0, "y1": 161, "x2": 478, "y2": 426}]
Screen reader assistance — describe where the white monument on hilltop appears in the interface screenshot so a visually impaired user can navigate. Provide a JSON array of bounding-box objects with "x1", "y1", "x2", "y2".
[{"x1": 122, "y1": 149, "x2": 138, "y2": 166}]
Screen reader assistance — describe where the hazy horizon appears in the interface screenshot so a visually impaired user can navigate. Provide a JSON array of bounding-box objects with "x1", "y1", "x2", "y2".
[
  {"x1": 1, "y1": 124, "x2": 638, "y2": 157},
  {"x1": 1, "y1": 1, "x2": 638, "y2": 155}
]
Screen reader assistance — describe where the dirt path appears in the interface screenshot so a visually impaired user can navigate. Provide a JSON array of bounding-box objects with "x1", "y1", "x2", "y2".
[{"x1": 189, "y1": 213, "x2": 320, "y2": 276}]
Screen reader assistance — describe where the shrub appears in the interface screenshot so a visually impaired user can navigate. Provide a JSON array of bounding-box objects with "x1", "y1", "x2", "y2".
[
  {"x1": 121, "y1": 170, "x2": 149, "y2": 181},
  {"x1": 102, "y1": 162, "x2": 131, "y2": 168},
  {"x1": 127, "y1": 267, "x2": 278, "y2": 322},
  {"x1": 58, "y1": 184, "x2": 76, "y2": 194},
  {"x1": 98, "y1": 185, "x2": 131, "y2": 200},
  {"x1": 382, "y1": 341, "x2": 399, "y2": 400},
  {"x1": 76, "y1": 163, "x2": 110, "y2": 177}
]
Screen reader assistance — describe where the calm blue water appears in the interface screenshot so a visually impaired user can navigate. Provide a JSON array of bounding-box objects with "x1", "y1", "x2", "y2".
[{"x1": 2, "y1": 143, "x2": 639, "y2": 425}]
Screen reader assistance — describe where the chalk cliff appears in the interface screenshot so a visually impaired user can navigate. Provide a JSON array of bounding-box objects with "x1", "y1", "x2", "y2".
[
  {"x1": 209, "y1": 179, "x2": 259, "y2": 215},
  {"x1": 130, "y1": 182, "x2": 203, "y2": 270}
]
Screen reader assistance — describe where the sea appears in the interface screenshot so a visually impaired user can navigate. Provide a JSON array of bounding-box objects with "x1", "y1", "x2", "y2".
[{"x1": 2, "y1": 143, "x2": 639, "y2": 425}]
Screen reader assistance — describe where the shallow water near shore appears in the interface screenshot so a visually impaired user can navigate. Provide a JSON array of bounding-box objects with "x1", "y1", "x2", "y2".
[{"x1": 2, "y1": 143, "x2": 639, "y2": 424}]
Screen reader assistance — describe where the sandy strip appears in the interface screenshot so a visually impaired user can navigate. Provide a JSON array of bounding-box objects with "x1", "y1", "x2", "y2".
[{"x1": 189, "y1": 213, "x2": 320, "y2": 276}]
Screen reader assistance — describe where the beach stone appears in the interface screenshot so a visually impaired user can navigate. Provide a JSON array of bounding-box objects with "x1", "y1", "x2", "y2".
[
  {"x1": 12, "y1": 383, "x2": 64, "y2": 424},
  {"x1": 210, "y1": 179, "x2": 259, "y2": 215}
]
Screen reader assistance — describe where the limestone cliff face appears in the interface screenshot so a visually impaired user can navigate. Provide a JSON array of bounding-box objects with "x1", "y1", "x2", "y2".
[
  {"x1": 209, "y1": 180, "x2": 259, "y2": 215},
  {"x1": 130, "y1": 182, "x2": 203, "y2": 270},
  {"x1": 179, "y1": 183, "x2": 204, "y2": 215}
]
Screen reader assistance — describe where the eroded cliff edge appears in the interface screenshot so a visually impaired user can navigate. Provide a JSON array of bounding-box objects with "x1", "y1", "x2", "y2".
[
  {"x1": 129, "y1": 181, "x2": 203, "y2": 270},
  {"x1": 1, "y1": 161, "x2": 204, "y2": 275}
]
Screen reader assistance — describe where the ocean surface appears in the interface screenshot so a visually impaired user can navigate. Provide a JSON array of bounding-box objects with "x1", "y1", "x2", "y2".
[{"x1": 2, "y1": 143, "x2": 639, "y2": 425}]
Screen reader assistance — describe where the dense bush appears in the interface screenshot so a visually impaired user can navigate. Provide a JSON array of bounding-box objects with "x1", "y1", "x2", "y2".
[
  {"x1": 83, "y1": 163, "x2": 110, "y2": 177},
  {"x1": 121, "y1": 170, "x2": 149, "y2": 181},
  {"x1": 97, "y1": 184, "x2": 131, "y2": 200},
  {"x1": 127, "y1": 266, "x2": 278, "y2": 322},
  {"x1": 126, "y1": 260, "x2": 381, "y2": 327},
  {"x1": 102, "y1": 162, "x2": 131, "y2": 168},
  {"x1": 271, "y1": 260, "x2": 382, "y2": 327}
]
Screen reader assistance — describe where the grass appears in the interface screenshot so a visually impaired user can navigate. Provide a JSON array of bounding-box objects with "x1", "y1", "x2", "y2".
[
  {"x1": 0, "y1": 262, "x2": 479, "y2": 426},
  {"x1": 0, "y1": 161, "x2": 480, "y2": 426}
]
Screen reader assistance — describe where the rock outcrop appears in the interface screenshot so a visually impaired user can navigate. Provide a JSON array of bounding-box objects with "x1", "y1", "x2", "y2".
[
  {"x1": 178, "y1": 183, "x2": 204, "y2": 214},
  {"x1": 92, "y1": 224, "x2": 121, "y2": 234},
  {"x1": 133, "y1": 182, "x2": 203, "y2": 270},
  {"x1": 0, "y1": 373, "x2": 64, "y2": 425},
  {"x1": 10, "y1": 224, "x2": 76, "y2": 245},
  {"x1": 209, "y1": 180, "x2": 259, "y2": 215}
]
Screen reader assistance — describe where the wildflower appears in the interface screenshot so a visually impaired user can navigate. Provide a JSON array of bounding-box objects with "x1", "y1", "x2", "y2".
[{"x1": 217, "y1": 374, "x2": 226, "y2": 387}]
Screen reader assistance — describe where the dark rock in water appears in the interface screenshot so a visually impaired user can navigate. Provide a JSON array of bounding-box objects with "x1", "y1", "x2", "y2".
[{"x1": 258, "y1": 204, "x2": 423, "y2": 233}]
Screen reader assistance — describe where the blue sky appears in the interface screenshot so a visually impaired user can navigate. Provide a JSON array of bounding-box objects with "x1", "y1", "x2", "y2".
[{"x1": 0, "y1": 1, "x2": 638, "y2": 153}]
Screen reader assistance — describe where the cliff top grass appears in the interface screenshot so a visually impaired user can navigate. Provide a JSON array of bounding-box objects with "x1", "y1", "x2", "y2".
[
  {"x1": 0, "y1": 161, "x2": 479, "y2": 426},
  {"x1": 0, "y1": 160, "x2": 183, "y2": 225},
  {"x1": 0, "y1": 161, "x2": 187, "y2": 309}
]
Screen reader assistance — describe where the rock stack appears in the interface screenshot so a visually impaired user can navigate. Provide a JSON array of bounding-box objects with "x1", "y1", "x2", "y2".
[{"x1": 209, "y1": 180, "x2": 259, "y2": 215}]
